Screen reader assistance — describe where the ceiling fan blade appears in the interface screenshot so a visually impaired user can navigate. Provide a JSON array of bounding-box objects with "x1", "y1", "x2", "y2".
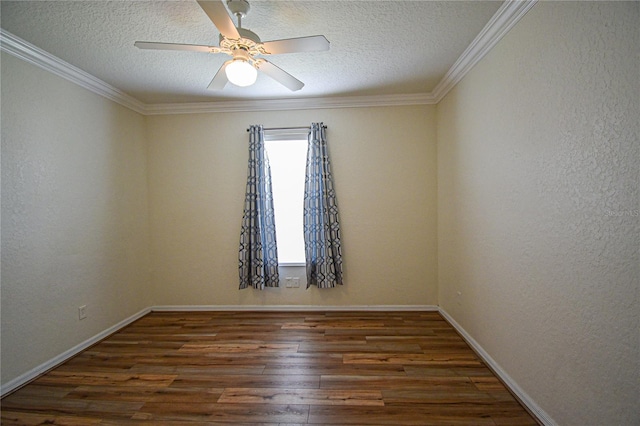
[
  {"x1": 208, "y1": 61, "x2": 230, "y2": 90},
  {"x1": 257, "y1": 60, "x2": 304, "y2": 91},
  {"x1": 134, "y1": 41, "x2": 218, "y2": 53},
  {"x1": 261, "y1": 35, "x2": 330, "y2": 55},
  {"x1": 197, "y1": 0, "x2": 240, "y2": 40}
]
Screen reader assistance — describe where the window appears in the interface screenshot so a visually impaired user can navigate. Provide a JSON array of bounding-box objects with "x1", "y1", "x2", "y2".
[{"x1": 264, "y1": 135, "x2": 308, "y2": 265}]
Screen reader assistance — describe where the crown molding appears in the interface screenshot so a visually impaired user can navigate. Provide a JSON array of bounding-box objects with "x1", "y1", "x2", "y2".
[
  {"x1": 0, "y1": 1, "x2": 536, "y2": 115},
  {"x1": 431, "y1": 0, "x2": 538, "y2": 103},
  {"x1": 0, "y1": 28, "x2": 147, "y2": 115},
  {"x1": 144, "y1": 92, "x2": 437, "y2": 115}
]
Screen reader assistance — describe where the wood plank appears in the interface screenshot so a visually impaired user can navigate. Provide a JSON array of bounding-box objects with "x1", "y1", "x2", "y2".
[
  {"x1": 34, "y1": 372, "x2": 176, "y2": 388},
  {"x1": 325, "y1": 327, "x2": 441, "y2": 337},
  {"x1": 178, "y1": 343, "x2": 299, "y2": 353},
  {"x1": 308, "y1": 404, "x2": 497, "y2": 425},
  {"x1": 146, "y1": 386, "x2": 224, "y2": 403},
  {"x1": 102, "y1": 421, "x2": 281, "y2": 426},
  {"x1": 129, "y1": 365, "x2": 266, "y2": 376},
  {"x1": 263, "y1": 363, "x2": 406, "y2": 377},
  {"x1": 0, "y1": 411, "x2": 102, "y2": 425},
  {"x1": 381, "y1": 388, "x2": 497, "y2": 404},
  {"x1": 320, "y1": 375, "x2": 477, "y2": 391},
  {"x1": 282, "y1": 320, "x2": 386, "y2": 330},
  {"x1": 218, "y1": 388, "x2": 384, "y2": 406},
  {"x1": 169, "y1": 374, "x2": 320, "y2": 389},
  {"x1": 343, "y1": 353, "x2": 483, "y2": 367},
  {"x1": 135, "y1": 402, "x2": 310, "y2": 423},
  {"x1": 64, "y1": 385, "x2": 158, "y2": 403}
]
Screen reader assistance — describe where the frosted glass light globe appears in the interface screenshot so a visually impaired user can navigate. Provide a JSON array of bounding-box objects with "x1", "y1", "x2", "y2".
[{"x1": 225, "y1": 60, "x2": 257, "y2": 87}]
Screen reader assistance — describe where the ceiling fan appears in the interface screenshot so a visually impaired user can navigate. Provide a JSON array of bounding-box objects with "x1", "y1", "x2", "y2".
[{"x1": 134, "y1": 0, "x2": 330, "y2": 91}]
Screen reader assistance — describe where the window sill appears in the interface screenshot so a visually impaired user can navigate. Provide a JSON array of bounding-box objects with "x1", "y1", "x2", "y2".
[{"x1": 278, "y1": 262, "x2": 306, "y2": 267}]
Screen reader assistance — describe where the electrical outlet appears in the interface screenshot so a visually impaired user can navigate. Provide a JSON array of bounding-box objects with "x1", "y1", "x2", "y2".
[
  {"x1": 292, "y1": 278, "x2": 300, "y2": 288},
  {"x1": 78, "y1": 305, "x2": 87, "y2": 320},
  {"x1": 285, "y1": 277, "x2": 293, "y2": 288}
]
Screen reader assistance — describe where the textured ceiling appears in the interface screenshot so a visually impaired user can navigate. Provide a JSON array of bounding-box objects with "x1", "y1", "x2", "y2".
[{"x1": 1, "y1": 1, "x2": 502, "y2": 105}]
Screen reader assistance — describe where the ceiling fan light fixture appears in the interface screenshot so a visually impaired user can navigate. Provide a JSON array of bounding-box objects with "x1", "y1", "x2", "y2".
[
  {"x1": 225, "y1": 59, "x2": 257, "y2": 87},
  {"x1": 135, "y1": 0, "x2": 329, "y2": 91}
]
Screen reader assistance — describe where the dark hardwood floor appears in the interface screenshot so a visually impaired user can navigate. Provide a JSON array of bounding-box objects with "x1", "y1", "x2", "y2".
[{"x1": 1, "y1": 311, "x2": 538, "y2": 425}]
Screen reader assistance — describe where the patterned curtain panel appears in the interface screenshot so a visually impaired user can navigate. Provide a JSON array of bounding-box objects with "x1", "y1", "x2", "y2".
[
  {"x1": 304, "y1": 123, "x2": 344, "y2": 288},
  {"x1": 238, "y1": 125, "x2": 280, "y2": 290}
]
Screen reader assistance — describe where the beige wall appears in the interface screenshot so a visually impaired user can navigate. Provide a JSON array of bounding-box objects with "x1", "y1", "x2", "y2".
[
  {"x1": 146, "y1": 105, "x2": 438, "y2": 307},
  {"x1": 1, "y1": 53, "x2": 152, "y2": 383},
  {"x1": 437, "y1": 2, "x2": 639, "y2": 425}
]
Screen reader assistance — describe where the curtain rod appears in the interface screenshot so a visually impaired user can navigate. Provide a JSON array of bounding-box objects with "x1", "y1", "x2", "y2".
[{"x1": 246, "y1": 125, "x2": 327, "y2": 132}]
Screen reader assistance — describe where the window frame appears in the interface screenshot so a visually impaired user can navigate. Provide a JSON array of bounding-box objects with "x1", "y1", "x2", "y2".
[{"x1": 264, "y1": 129, "x2": 309, "y2": 267}]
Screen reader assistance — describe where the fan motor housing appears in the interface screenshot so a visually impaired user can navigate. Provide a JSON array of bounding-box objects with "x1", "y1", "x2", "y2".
[{"x1": 219, "y1": 27, "x2": 261, "y2": 45}]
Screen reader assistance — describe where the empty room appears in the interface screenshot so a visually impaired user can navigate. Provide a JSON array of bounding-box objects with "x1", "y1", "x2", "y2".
[{"x1": 1, "y1": 1, "x2": 638, "y2": 425}]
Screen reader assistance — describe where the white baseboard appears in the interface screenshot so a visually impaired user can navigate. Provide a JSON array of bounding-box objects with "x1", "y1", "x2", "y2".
[
  {"x1": 151, "y1": 304, "x2": 439, "y2": 312},
  {"x1": 0, "y1": 307, "x2": 151, "y2": 397},
  {"x1": 438, "y1": 308, "x2": 556, "y2": 426}
]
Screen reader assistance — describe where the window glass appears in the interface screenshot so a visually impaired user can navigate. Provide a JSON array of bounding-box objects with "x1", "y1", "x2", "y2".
[{"x1": 264, "y1": 139, "x2": 308, "y2": 264}]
